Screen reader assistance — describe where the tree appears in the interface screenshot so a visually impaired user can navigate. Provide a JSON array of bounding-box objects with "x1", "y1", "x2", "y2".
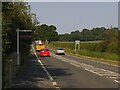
[
  {"x1": 2, "y1": 2, "x2": 36, "y2": 88},
  {"x1": 103, "y1": 28, "x2": 118, "y2": 53},
  {"x1": 33, "y1": 24, "x2": 59, "y2": 41}
]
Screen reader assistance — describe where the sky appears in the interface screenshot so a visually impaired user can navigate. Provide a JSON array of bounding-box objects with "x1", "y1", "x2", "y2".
[
  {"x1": 1, "y1": 0, "x2": 119, "y2": 2},
  {"x1": 28, "y1": 2, "x2": 118, "y2": 34}
]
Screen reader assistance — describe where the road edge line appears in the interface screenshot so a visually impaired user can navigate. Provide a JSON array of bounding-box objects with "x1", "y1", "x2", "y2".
[{"x1": 32, "y1": 44, "x2": 61, "y2": 90}]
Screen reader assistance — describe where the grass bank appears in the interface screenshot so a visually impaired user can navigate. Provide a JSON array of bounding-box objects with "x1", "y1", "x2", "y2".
[{"x1": 46, "y1": 41, "x2": 119, "y2": 62}]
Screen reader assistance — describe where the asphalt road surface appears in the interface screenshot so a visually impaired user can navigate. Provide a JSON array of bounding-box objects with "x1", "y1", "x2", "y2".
[{"x1": 12, "y1": 45, "x2": 119, "y2": 90}]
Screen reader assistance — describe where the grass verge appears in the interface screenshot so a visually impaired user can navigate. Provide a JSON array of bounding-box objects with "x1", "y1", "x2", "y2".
[{"x1": 46, "y1": 44, "x2": 119, "y2": 66}]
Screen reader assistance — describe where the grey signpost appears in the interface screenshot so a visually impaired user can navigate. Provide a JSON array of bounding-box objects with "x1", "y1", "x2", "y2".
[
  {"x1": 75, "y1": 40, "x2": 80, "y2": 54},
  {"x1": 16, "y1": 29, "x2": 32, "y2": 65}
]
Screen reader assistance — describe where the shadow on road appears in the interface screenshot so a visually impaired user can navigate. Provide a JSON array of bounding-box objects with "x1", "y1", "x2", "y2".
[
  {"x1": 11, "y1": 53, "x2": 54, "y2": 88},
  {"x1": 39, "y1": 56, "x2": 72, "y2": 78},
  {"x1": 11, "y1": 50, "x2": 73, "y2": 88},
  {"x1": 45, "y1": 67, "x2": 72, "y2": 77}
]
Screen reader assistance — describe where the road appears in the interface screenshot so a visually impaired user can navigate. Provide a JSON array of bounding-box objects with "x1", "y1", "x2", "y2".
[{"x1": 12, "y1": 45, "x2": 119, "y2": 89}]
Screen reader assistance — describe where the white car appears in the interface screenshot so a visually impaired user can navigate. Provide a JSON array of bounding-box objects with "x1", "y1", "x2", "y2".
[{"x1": 56, "y1": 48, "x2": 65, "y2": 55}]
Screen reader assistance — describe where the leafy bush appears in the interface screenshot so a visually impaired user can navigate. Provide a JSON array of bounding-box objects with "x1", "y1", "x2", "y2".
[{"x1": 106, "y1": 41, "x2": 118, "y2": 54}]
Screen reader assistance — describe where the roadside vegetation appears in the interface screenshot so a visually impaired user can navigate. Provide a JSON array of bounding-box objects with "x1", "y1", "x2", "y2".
[
  {"x1": 2, "y1": 2, "x2": 37, "y2": 88},
  {"x1": 47, "y1": 27, "x2": 119, "y2": 61},
  {"x1": 48, "y1": 42, "x2": 118, "y2": 61},
  {"x1": 33, "y1": 24, "x2": 59, "y2": 41},
  {"x1": 2, "y1": 2, "x2": 119, "y2": 88},
  {"x1": 2, "y1": 2, "x2": 59, "y2": 88}
]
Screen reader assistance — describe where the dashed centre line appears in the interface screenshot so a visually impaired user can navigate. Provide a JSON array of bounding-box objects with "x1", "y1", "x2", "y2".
[{"x1": 51, "y1": 52, "x2": 120, "y2": 84}]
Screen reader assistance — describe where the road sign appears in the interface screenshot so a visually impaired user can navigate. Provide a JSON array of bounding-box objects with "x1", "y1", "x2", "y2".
[
  {"x1": 19, "y1": 35, "x2": 32, "y2": 39},
  {"x1": 75, "y1": 40, "x2": 80, "y2": 44},
  {"x1": 19, "y1": 31, "x2": 32, "y2": 39},
  {"x1": 75, "y1": 40, "x2": 80, "y2": 54},
  {"x1": 16, "y1": 29, "x2": 32, "y2": 65}
]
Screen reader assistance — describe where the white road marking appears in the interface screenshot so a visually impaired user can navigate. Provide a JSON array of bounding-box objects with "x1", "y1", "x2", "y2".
[
  {"x1": 66, "y1": 53, "x2": 119, "y2": 68},
  {"x1": 84, "y1": 68, "x2": 103, "y2": 76},
  {"x1": 89, "y1": 70, "x2": 103, "y2": 76},
  {"x1": 100, "y1": 69, "x2": 107, "y2": 71},
  {"x1": 52, "y1": 82, "x2": 57, "y2": 86},
  {"x1": 32, "y1": 45, "x2": 61, "y2": 90},
  {"x1": 110, "y1": 77, "x2": 119, "y2": 79},
  {"x1": 100, "y1": 73, "x2": 117, "y2": 76},
  {"x1": 51, "y1": 52, "x2": 119, "y2": 84},
  {"x1": 70, "y1": 62, "x2": 80, "y2": 67},
  {"x1": 114, "y1": 80, "x2": 120, "y2": 83}
]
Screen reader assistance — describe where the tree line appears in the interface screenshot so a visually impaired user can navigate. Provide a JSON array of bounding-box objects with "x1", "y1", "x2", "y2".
[
  {"x1": 59, "y1": 27, "x2": 118, "y2": 41},
  {"x1": 59, "y1": 27, "x2": 119, "y2": 54}
]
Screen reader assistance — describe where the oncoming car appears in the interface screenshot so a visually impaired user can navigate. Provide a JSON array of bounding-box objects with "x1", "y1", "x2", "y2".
[
  {"x1": 40, "y1": 48, "x2": 50, "y2": 57},
  {"x1": 56, "y1": 48, "x2": 65, "y2": 55}
]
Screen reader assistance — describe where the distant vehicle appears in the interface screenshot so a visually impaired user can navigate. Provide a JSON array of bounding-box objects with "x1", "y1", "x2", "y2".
[
  {"x1": 40, "y1": 48, "x2": 50, "y2": 57},
  {"x1": 35, "y1": 40, "x2": 45, "y2": 52},
  {"x1": 56, "y1": 48, "x2": 65, "y2": 55}
]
